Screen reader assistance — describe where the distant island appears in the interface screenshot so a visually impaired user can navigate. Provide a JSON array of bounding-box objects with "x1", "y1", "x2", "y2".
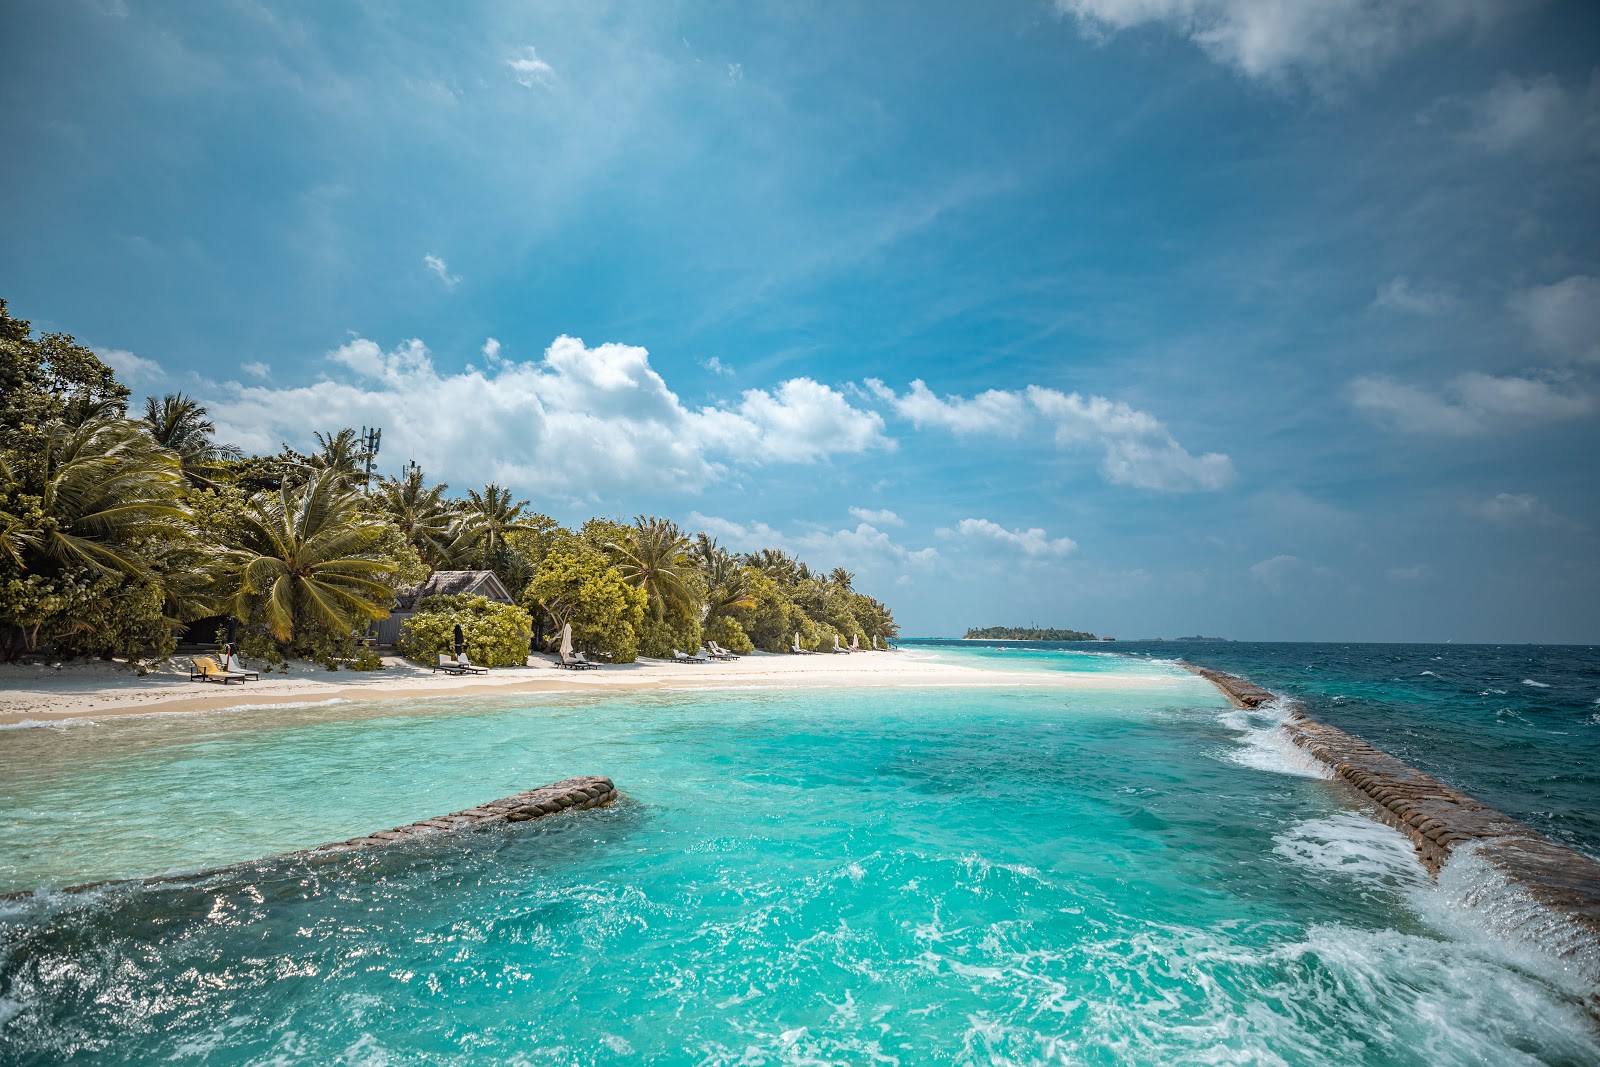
[{"x1": 964, "y1": 626, "x2": 1105, "y2": 641}]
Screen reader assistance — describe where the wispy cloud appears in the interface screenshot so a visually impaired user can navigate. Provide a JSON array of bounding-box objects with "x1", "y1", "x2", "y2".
[
  {"x1": 1054, "y1": 0, "x2": 1513, "y2": 84},
  {"x1": 849, "y1": 506, "x2": 903, "y2": 527},
  {"x1": 867, "y1": 379, "x2": 1233, "y2": 492},
  {"x1": 1463, "y1": 71, "x2": 1600, "y2": 154},
  {"x1": 93, "y1": 346, "x2": 163, "y2": 384},
  {"x1": 1350, "y1": 371, "x2": 1592, "y2": 436},
  {"x1": 1373, "y1": 276, "x2": 1454, "y2": 315},
  {"x1": 701, "y1": 356, "x2": 733, "y2": 376},
  {"x1": 1511, "y1": 275, "x2": 1600, "y2": 363},
  {"x1": 241, "y1": 360, "x2": 271, "y2": 379},
  {"x1": 423, "y1": 253, "x2": 460, "y2": 289},
  {"x1": 944, "y1": 517, "x2": 1077, "y2": 559},
  {"x1": 1249, "y1": 553, "x2": 1329, "y2": 590},
  {"x1": 507, "y1": 46, "x2": 556, "y2": 88}
]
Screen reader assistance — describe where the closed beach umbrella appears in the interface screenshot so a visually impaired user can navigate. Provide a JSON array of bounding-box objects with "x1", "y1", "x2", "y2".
[
  {"x1": 227, "y1": 617, "x2": 238, "y2": 646},
  {"x1": 560, "y1": 623, "x2": 574, "y2": 659},
  {"x1": 454, "y1": 623, "x2": 464, "y2": 656}
]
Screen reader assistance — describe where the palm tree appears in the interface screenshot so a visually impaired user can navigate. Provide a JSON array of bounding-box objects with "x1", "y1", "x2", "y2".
[
  {"x1": 701, "y1": 544, "x2": 755, "y2": 623},
  {"x1": 454, "y1": 483, "x2": 535, "y2": 567},
  {"x1": 375, "y1": 468, "x2": 459, "y2": 567},
  {"x1": 141, "y1": 392, "x2": 243, "y2": 488},
  {"x1": 29, "y1": 418, "x2": 191, "y2": 576},
  {"x1": 829, "y1": 567, "x2": 855, "y2": 590},
  {"x1": 305, "y1": 428, "x2": 368, "y2": 488},
  {"x1": 221, "y1": 471, "x2": 398, "y2": 643},
  {"x1": 606, "y1": 516, "x2": 695, "y2": 621},
  {"x1": 743, "y1": 547, "x2": 801, "y2": 586}
]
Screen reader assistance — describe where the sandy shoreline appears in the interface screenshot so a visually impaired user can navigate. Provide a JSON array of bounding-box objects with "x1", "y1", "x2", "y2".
[{"x1": 0, "y1": 649, "x2": 1192, "y2": 726}]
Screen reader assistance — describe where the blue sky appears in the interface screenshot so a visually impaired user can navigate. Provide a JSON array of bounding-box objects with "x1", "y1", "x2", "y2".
[{"x1": 4, "y1": 0, "x2": 1599, "y2": 641}]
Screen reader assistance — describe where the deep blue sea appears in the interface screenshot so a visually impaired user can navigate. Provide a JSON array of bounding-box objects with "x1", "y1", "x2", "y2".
[{"x1": 0, "y1": 643, "x2": 1596, "y2": 1064}]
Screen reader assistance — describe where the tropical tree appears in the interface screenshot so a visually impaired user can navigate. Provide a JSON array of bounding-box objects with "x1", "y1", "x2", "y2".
[
  {"x1": 141, "y1": 392, "x2": 243, "y2": 488},
  {"x1": 700, "y1": 543, "x2": 755, "y2": 624},
  {"x1": 220, "y1": 471, "x2": 398, "y2": 649},
  {"x1": 606, "y1": 516, "x2": 696, "y2": 622},
  {"x1": 521, "y1": 552, "x2": 647, "y2": 663},
  {"x1": 305, "y1": 428, "x2": 369, "y2": 488},
  {"x1": 829, "y1": 567, "x2": 854, "y2": 590},
  {"x1": 454, "y1": 483, "x2": 536, "y2": 566},
  {"x1": 744, "y1": 547, "x2": 801, "y2": 586},
  {"x1": 375, "y1": 468, "x2": 460, "y2": 567}
]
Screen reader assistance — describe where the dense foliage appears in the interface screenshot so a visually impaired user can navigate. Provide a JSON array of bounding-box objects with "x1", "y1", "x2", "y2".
[
  {"x1": 963, "y1": 626, "x2": 1100, "y2": 641},
  {"x1": 0, "y1": 297, "x2": 899, "y2": 668},
  {"x1": 396, "y1": 594, "x2": 534, "y2": 668}
]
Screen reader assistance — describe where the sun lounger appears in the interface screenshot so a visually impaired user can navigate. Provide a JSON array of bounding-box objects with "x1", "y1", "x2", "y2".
[
  {"x1": 559, "y1": 650, "x2": 599, "y2": 670},
  {"x1": 453, "y1": 653, "x2": 489, "y2": 675},
  {"x1": 225, "y1": 653, "x2": 260, "y2": 680},
  {"x1": 706, "y1": 642, "x2": 737, "y2": 660},
  {"x1": 190, "y1": 656, "x2": 250, "y2": 685},
  {"x1": 672, "y1": 649, "x2": 709, "y2": 664},
  {"x1": 435, "y1": 654, "x2": 467, "y2": 675}
]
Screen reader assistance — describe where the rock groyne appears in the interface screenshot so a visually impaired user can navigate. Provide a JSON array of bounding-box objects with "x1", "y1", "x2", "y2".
[
  {"x1": 1184, "y1": 663, "x2": 1600, "y2": 989},
  {"x1": 308, "y1": 775, "x2": 617, "y2": 853}
]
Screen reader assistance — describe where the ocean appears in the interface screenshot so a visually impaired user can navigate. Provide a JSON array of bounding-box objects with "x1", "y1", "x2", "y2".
[{"x1": 0, "y1": 644, "x2": 1595, "y2": 1064}]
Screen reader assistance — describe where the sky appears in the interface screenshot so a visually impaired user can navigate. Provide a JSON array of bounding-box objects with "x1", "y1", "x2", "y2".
[{"x1": 3, "y1": 0, "x2": 1598, "y2": 642}]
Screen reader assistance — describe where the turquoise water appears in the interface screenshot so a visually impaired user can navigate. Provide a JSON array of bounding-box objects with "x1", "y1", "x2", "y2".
[{"x1": 1, "y1": 653, "x2": 1596, "y2": 1064}]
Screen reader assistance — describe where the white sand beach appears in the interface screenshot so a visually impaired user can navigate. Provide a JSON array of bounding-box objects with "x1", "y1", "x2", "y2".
[{"x1": 0, "y1": 649, "x2": 1195, "y2": 727}]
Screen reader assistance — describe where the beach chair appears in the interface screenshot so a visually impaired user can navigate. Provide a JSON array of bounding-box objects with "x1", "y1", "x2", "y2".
[
  {"x1": 673, "y1": 649, "x2": 709, "y2": 664},
  {"x1": 847, "y1": 635, "x2": 860, "y2": 652},
  {"x1": 454, "y1": 652, "x2": 489, "y2": 675},
  {"x1": 570, "y1": 651, "x2": 603, "y2": 669},
  {"x1": 559, "y1": 650, "x2": 599, "y2": 670},
  {"x1": 831, "y1": 635, "x2": 850, "y2": 654},
  {"x1": 435, "y1": 654, "x2": 468, "y2": 675},
  {"x1": 190, "y1": 656, "x2": 250, "y2": 685},
  {"x1": 225, "y1": 653, "x2": 260, "y2": 680},
  {"x1": 706, "y1": 642, "x2": 738, "y2": 660}
]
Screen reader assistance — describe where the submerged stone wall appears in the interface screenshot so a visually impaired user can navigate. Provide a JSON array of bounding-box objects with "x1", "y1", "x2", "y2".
[
  {"x1": 308, "y1": 775, "x2": 617, "y2": 852},
  {"x1": 1184, "y1": 663, "x2": 1600, "y2": 988}
]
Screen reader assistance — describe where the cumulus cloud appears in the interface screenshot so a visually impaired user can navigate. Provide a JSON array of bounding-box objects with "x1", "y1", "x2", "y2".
[
  {"x1": 1373, "y1": 276, "x2": 1454, "y2": 315},
  {"x1": 1464, "y1": 71, "x2": 1600, "y2": 154},
  {"x1": 1350, "y1": 371, "x2": 1592, "y2": 436},
  {"x1": 481, "y1": 338, "x2": 503, "y2": 366},
  {"x1": 849, "y1": 506, "x2": 903, "y2": 527},
  {"x1": 948, "y1": 517, "x2": 1077, "y2": 559},
  {"x1": 423, "y1": 253, "x2": 460, "y2": 289},
  {"x1": 508, "y1": 46, "x2": 556, "y2": 88},
  {"x1": 240, "y1": 360, "x2": 271, "y2": 380},
  {"x1": 94, "y1": 346, "x2": 163, "y2": 384},
  {"x1": 1511, "y1": 275, "x2": 1600, "y2": 363},
  {"x1": 687, "y1": 512, "x2": 785, "y2": 550},
  {"x1": 865, "y1": 379, "x2": 1233, "y2": 492},
  {"x1": 797, "y1": 523, "x2": 940, "y2": 567},
  {"x1": 204, "y1": 335, "x2": 889, "y2": 496},
  {"x1": 1054, "y1": 0, "x2": 1512, "y2": 83}
]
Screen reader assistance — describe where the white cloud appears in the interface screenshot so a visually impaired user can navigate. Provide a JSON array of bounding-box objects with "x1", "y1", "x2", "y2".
[
  {"x1": 865, "y1": 379, "x2": 1233, "y2": 492},
  {"x1": 1385, "y1": 563, "x2": 1429, "y2": 582},
  {"x1": 866, "y1": 379, "x2": 1028, "y2": 436},
  {"x1": 1249, "y1": 554, "x2": 1329, "y2": 589},
  {"x1": 949, "y1": 517, "x2": 1077, "y2": 559},
  {"x1": 94, "y1": 346, "x2": 164, "y2": 384},
  {"x1": 1511, "y1": 275, "x2": 1600, "y2": 363},
  {"x1": 849, "y1": 506, "x2": 903, "y2": 527},
  {"x1": 687, "y1": 512, "x2": 785, "y2": 550},
  {"x1": 1350, "y1": 371, "x2": 1592, "y2": 436},
  {"x1": 481, "y1": 338, "x2": 503, "y2": 365},
  {"x1": 423, "y1": 253, "x2": 460, "y2": 289},
  {"x1": 1468, "y1": 492, "x2": 1557, "y2": 524},
  {"x1": 702, "y1": 356, "x2": 733, "y2": 376},
  {"x1": 240, "y1": 360, "x2": 271, "y2": 380},
  {"x1": 727, "y1": 62, "x2": 743, "y2": 84},
  {"x1": 1373, "y1": 276, "x2": 1454, "y2": 315},
  {"x1": 797, "y1": 523, "x2": 941, "y2": 567},
  {"x1": 1054, "y1": 0, "x2": 1512, "y2": 83},
  {"x1": 507, "y1": 46, "x2": 556, "y2": 88},
  {"x1": 205, "y1": 335, "x2": 889, "y2": 496},
  {"x1": 1465, "y1": 71, "x2": 1600, "y2": 153}
]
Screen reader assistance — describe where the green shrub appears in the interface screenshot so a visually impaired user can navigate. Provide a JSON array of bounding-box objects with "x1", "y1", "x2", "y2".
[
  {"x1": 703, "y1": 614, "x2": 754, "y2": 654},
  {"x1": 521, "y1": 553, "x2": 646, "y2": 664},
  {"x1": 637, "y1": 613, "x2": 702, "y2": 659},
  {"x1": 397, "y1": 594, "x2": 533, "y2": 667}
]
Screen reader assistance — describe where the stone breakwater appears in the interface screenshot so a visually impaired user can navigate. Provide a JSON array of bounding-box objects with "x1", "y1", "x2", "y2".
[
  {"x1": 1184, "y1": 663, "x2": 1600, "y2": 993},
  {"x1": 6, "y1": 776, "x2": 617, "y2": 901},
  {"x1": 309, "y1": 775, "x2": 616, "y2": 852}
]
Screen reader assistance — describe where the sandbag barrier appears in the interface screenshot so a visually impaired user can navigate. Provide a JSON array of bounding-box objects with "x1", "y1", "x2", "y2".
[
  {"x1": 1183, "y1": 663, "x2": 1600, "y2": 987},
  {"x1": 309, "y1": 775, "x2": 617, "y2": 853}
]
